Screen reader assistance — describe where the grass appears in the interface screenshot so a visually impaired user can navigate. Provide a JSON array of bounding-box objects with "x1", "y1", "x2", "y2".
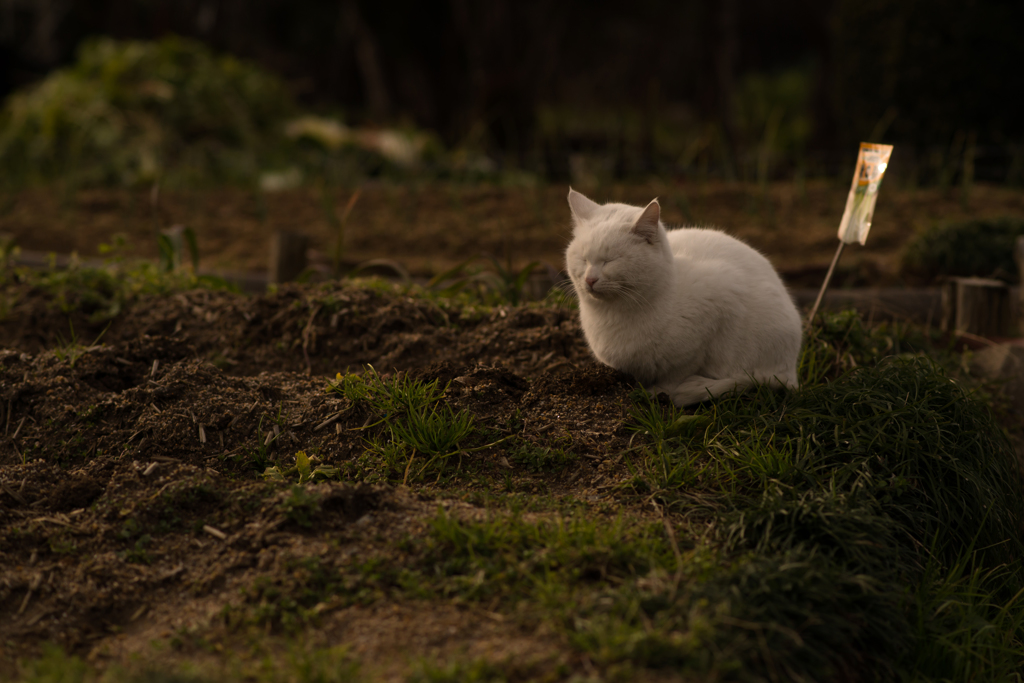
[
  {"x1": 509, "y1": 442, "x2": 577, "y2": 473},
  {"x1": 10, "y1": 642, "x2": 361, "y2": 683},
  {"x1": 406, "y1": 511, "x2": 901, "y2": 678},
  {"x1": 330, "y1": 367, "x2": 503, "y2": 484},
  {"x1": 616, "y1": 311, "x2": 1024, "y2": 679},
  {"x1": 0, "y1": 235, "x2": 238, "y2": 326}
]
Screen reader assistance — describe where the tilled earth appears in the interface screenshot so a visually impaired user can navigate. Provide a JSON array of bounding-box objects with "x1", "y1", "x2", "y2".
[{"x1": 0, "y1": 282, "x2": 651, "y2": 679}]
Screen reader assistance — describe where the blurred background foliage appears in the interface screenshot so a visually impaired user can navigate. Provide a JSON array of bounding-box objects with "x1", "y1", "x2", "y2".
[
  {"x1": 0, "y1": 0, "x2": 1022, "y2": 188},
  {"x1": 0, "y1": 36, "x2": 293, "y2": 186},
  {"x1": 901, "y1": 218, "x2": 1024, "y2": 284}
]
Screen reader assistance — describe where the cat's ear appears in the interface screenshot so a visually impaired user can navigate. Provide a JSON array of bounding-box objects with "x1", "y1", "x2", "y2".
[
  {"x1": 632, "y1": 199, "x2": 661, "y2": 244},
  {"x1": 568, "y1": 188, "x2": 600, "y2": 223}
]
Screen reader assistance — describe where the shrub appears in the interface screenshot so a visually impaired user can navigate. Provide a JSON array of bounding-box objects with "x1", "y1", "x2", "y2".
[
  {"x1": 0, "y1": 35, "x2": 294, "y2": 187},
  {"x1": 901, "y1": 217, "x2": 1024, "y2": 283}
]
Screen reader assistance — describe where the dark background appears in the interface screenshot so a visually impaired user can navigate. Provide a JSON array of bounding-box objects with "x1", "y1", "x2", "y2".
[{"x1": 2, "y1": 0, "x2": 1022, "y2": 182}]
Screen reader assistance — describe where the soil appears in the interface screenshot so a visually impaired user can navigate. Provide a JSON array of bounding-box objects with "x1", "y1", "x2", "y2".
[{"x1": 0, "y1": 281, "x2": 647, "y2": 680}]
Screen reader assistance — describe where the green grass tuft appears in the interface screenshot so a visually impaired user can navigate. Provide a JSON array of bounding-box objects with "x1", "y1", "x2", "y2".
[{"x1": 331, "y1": 367, "x2": 480, "y2": 483}]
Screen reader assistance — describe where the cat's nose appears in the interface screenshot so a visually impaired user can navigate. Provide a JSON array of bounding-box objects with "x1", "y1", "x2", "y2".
[{"x1": 585, "y1": 276, "x2": 599, "y2": 289}]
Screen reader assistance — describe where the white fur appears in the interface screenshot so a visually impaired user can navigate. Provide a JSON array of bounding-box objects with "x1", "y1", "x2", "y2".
[{"x1": 565, "y1": 189, "x2": 802, "y2": 406}]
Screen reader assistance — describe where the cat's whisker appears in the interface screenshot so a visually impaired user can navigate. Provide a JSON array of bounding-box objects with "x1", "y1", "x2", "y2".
[
  {"x1": 603, "y1": 282, "x2": 655, "y2": 312},
  {"x1": 544, "y1": 276, "x2": 579, "y2": 307},
  {"x1": 554, "y1": 278, "x2": 578, "y2": 297},
  {"x1": 551, "y1": 278, "x2": 579, "y2": 301},
  {"x1": 620, "y1": 284, "x2": 655, "y2": 311}
]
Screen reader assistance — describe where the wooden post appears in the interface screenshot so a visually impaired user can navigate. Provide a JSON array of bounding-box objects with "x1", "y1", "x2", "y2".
[
  {"x1": 269, "y1": 232, "x2": 309, "y2": 284},
  {"x1": 941, "y1": 276, "x2": 1014, "y2": 337}
]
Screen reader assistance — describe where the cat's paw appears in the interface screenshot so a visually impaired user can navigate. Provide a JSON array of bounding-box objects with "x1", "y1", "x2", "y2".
[{"x1": 669, "y1": 376, "x2": 745, "y2": 407}]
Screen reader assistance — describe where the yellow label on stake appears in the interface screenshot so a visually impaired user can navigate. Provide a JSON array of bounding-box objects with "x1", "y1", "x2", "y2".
[{"x1": 837, "y1": 142, "x2": 894, "y2": 245}]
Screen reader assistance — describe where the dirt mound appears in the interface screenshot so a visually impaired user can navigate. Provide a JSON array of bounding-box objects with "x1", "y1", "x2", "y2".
[
  {"x1": 0, "y1": 283, "x2": 645, "y2": 676},
  {"x1": 1, "y1": 282, "x2": 590, "y2": 378}
]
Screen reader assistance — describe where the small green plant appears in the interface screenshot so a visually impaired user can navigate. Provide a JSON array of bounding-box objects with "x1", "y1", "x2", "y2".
[
  {"x1": 331, "y1": 370, "x2": 374, "y2": 404},
  {"x1": 52, "y1": 320, "x2": 110, "y2": 368},
  {"x1": 245, "y1": 415, "x2": 277, "y2": 473},
  {"x1": 36, "y1": 259, "x2": 126, "y2": 321},
  {"x1": 264, "y1": 451, "x2": 341, "y2": 484}
]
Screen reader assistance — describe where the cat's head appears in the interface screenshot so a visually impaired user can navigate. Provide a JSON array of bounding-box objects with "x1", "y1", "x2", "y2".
[{"x1": 565, "y1": 189, "x2": 672, "y2": 304}]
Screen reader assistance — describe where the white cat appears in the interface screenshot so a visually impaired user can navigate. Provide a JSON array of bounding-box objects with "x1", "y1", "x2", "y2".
[{"x1": 565, "y1": 189, "x2": 802, "y2": 406}]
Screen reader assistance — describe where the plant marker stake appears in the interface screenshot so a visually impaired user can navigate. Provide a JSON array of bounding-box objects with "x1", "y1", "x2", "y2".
[
  {"x1": 807, "y1": 242, "x2": 845, "y2": 324},
  {"x1": 806, "y1": 142, "x2": 894, "y2": 324}
]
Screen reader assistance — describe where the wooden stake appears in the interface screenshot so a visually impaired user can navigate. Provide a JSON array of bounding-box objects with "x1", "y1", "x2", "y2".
[{"x1": 806, "y1": 241, "x2": 845, "y2": 324}]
